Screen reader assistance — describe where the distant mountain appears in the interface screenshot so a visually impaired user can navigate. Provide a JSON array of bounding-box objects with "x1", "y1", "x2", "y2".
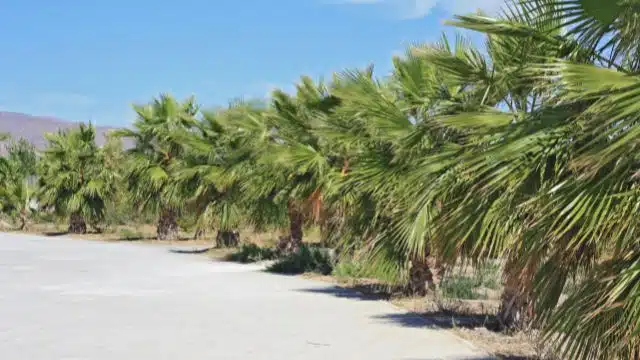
[{"x1": 0, "y1": 111, "x2": 129, "y2": 152}]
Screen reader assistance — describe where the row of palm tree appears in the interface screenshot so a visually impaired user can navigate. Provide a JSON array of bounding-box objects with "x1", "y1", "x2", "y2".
[{"x1": 0, "y1": 0, "x2": 637, "y2": 358}]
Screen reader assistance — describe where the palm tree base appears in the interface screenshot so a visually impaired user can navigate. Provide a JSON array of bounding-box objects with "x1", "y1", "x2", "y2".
[
  {"x1": 216, "y1": 230, "x2": 239, "y2": 248},
  {"x1": 68, "y1": 213, "x2": 87, "y2": 234},
  {"x1": 497, "y1": 291, "x2": 533, "y2": 331},
  {"x1": 157, "y1": 208, "x2": 179, "y2": 241},
  {"x1": 498, "y1": 261, "x2": 535, "y2": 330},
  {"x1": 193, "y1": 227, "x2": 206, "y2": 240},
  {"x1": 408, "y1": 256, "x2": 442, "y2": 296},
  {"x1": 276, "y1": 235, "x2": 301, "y2": 255}
]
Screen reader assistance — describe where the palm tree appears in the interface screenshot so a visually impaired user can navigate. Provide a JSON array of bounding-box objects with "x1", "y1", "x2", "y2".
[
  {"x1": 176, "y1": 101, "x2": 260, "y2": 246},
  {"x1": 38, "y1": 124, "x2": 115, "y2": 233},
  {"x1": 254, "y1": 77, "x2": 344, "y2": 253},
  {"x1": 0, "y1": 178, "x2": 35, "y2": 230},
  {"x1": 429, "y1": 0, "x2": 640, "y2": 356},
  {"x1": 325, "y1": 35, "x2": 502, "y2": 295},
  {"x1": 115, "y1": 94, "x2": 199, "y2": 241},
  {"x1": 0, "y1": 139, "x2": 38, "y2": 230}
]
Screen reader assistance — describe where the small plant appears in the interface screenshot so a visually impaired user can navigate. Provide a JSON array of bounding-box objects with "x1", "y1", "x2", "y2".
[
  {"x1": 226, "y1": 243, "x2": 276, "y2": 263},
  {"x1": 440, "y1": 262, "x2": 502, "y2": 300},
  {"x1": 118, "y1": 228, "x2": 144, "y2": 241},
  {"x1": 333, "y1": 259, "x2": 365, "y2": 279},
  {"x1": 34, "y1": 211, "x2": 56, "y2": 224},
  {"x1": 268, "y1": 245, "x2": 333, "y2": 275},
  {"x1": 474, "y1": 262, "x2": 501, "y2": 290},
  {"x1": 440, "y1": 276, "x2": 483, "y2": 300}
]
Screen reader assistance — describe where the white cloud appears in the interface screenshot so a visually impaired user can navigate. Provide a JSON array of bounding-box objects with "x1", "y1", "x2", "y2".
[{"x1": 339, "y1": 0, "x2": 504, "y2": 19}]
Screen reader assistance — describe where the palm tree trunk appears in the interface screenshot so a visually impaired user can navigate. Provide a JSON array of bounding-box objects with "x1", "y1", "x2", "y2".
[
  {"x1": 408, "y1": 254, "x2": 443, "y2": 296},
  {"x1": 193, "y1": 227, "x2": 206, "y2": 240},
  {"x1": 498, "y1": 259, "x2": 535, "y2": 330},
  {"x1": 277, "y1": 200, "x2": 304, "y2": 254},
  {"x1": 216, "y1": 230, "x2": 239, "y2": 248},
  {"x1": 68, "y1": 213, "x2": 87, "y2": 234},
  {"x1": 157, "y1": 207, "x2": 179, "y2": 241},
  {"x1": 19, "y1": 208, "x2": 27, "y2": 231}
]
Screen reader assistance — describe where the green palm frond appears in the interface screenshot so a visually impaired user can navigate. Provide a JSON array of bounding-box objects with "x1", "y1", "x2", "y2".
[{"x1": 37, "y1": 123, "x2": 116, "y2": 227}]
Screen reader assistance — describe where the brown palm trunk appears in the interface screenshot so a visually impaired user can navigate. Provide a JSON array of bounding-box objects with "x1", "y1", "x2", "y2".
[
  {"x1": 157, "y1": 207, "x2": 179, "y2": 241},
  {"x1": 216, "y1": 230, "x2": 239, "y2": 248},
  {"x1": 408, "y1": 254, "x2": 443, "y2": 296},
  {"x1": 498, "y1": 259, "x2": 535, "y2": 330},
  {"x1": 68, "y1": 213, "x2": 87, "y2": 234},
  {"x1": 193, "y1": 227, "x2": 206, "y2": 240},
  {"x1": 19, "y1": 208, "x2": 27, "y2": 231},
  {"x1": 277, "y1": 200, "x2": 304, "y2": 254}
]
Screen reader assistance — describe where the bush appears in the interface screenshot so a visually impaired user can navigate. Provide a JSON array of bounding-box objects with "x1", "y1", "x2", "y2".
[
  {"x1": 118, "y1": 228, "x2": 144, "y2": 240},
  {"x1": 33, "y1": 210, "x2": 56, "y2": 224},
  {"x1": 333, "y1": 259, "x2": 366, "y2": 278},
  {"x1": 474, "y1": 262, "x2": 501, "y2": 290},
  {"x1": 226, "y1": 243, "x2": 276, "y2": 263},
  {"x1": 268, "y1": 245, "x2": 333, "y2": 275},
  {"x1": 440, "y1": 276, "x2": 483, "y2": 300},
  {"x1": 440, "y1": 262, "x2": 501, "y2": 300}
]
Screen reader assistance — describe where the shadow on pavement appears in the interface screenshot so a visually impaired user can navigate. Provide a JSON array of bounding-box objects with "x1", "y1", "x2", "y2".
[
  {"x1": 169, "y1": 246, "x2": 215, "y2": 254},
  {"x1": 296, "y1": 282, "x2": 410, "y2": 300},
  {"x1": 43, "y1": 231, "x2": 69, "y2": 237},
  {"x1": 297, "y1": 285, "x2": 535, "y2": 360},
  {"x1": 296, "y1": 285, "x2": 497, "y2": 329},
  {"x1": 296, "y1": 285, "x2": 386, "y2": 301},
  {"x1": 296, "y1": 285, "x2": 390, "y2": 301},
  {"x1": 372, "y1": 312, "x2": 498, "y2": 330}
]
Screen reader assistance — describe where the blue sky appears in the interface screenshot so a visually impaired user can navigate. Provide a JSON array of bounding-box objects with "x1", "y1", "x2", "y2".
[{"x1": 0, "y1": 0, "x2": 502, "y2": 126}]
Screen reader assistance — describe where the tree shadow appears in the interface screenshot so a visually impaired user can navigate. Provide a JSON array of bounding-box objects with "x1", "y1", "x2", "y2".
[
  {"x1": 296, "y1": 284, "x2": 393, "y2": 301},
  {"x1": 169, "y1": 246, "x2": 216, "y2": 254},
  {"x1": 296, "y1": 284, "x2": 500, "y2": 330},
  {"x1": 43, "y1": 231, "x2": 69, "y2": 237},
  {"x1": 118, "y1": 236, "x2": 147, "y2": 241},
  {"x1": 371, "y1": 311, "x2": 498, "y2": 330}
]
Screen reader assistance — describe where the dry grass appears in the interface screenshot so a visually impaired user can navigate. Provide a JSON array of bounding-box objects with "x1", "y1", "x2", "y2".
[
  {"x1": 18, "y1": 223, "x2": 207, "y2": 244},
  {"x1": 11, "y1": 222, "x2": 284, "y2": 244}
]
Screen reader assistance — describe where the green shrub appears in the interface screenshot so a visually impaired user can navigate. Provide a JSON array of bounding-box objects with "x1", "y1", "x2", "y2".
[
  {"x1": 34, "y1": 211, "x2": 56, "y2": 224},
  {"x1": 226, "y1": 243, "x2": 276, "y2": 263},
  {"x1": 333, "y1": 259, "x2": 365, "y2": 278},
  {"x1": 441, "y1": 276, "x2": 483, "y2": 300},
  {"x1": 474, "y1": 262, "x2": 501, "y2": 290},
  {"x1": 268, "y1": 245, "x2": 333, "y2": 275},
  {"x1": 440, "y1": 262, "x2": 501, "y2": 300},
  {"x1": 119, "y1": 228, "x2": 144, "y2": 240}
]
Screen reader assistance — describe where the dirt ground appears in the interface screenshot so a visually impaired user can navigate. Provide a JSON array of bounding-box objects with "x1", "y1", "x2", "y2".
[{"x1": 12, "y1": 222, "x2": 282, "y2": 246}]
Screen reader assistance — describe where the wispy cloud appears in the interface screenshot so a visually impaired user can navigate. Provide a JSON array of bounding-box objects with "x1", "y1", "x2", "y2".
[{"x1": 337, "y1": 0, "x2": 504, "y2": 19}]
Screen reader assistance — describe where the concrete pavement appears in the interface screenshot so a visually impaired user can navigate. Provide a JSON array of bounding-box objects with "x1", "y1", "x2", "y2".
[{"x1": 0, "y1": 233, "x2": 492, "y2": 359}]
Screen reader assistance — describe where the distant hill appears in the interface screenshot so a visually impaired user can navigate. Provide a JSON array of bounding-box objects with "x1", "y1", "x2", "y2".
[{"x1": 0, "y1": 111, "x2": 129, "y2": 152}]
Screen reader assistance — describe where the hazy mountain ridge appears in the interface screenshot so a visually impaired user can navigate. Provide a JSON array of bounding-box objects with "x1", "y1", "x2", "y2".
[{"x1": 0, "y1": 111, "x2": 128, "y2": 152}]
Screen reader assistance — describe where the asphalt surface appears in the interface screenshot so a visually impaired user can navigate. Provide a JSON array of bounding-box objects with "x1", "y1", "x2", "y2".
[{"x1": 0, "y1": 233, "x2": 492, "y2": 360}]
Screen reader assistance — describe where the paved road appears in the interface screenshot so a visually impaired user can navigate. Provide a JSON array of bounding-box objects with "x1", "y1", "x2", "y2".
[{"x1": 0, "y1": 233, "x2": 491, "y2": 360}]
